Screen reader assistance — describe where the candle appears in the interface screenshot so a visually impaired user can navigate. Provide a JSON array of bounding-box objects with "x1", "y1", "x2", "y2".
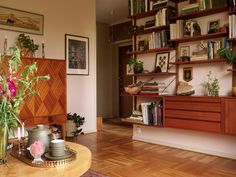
[
  {"x1": 17, "y1": 127, "x2": 21, "y2": 140},
  {"x1": 4, "y1": 35, "x2": 7, "y2": 39},
  {"x1": 22, "y1": 122, "x2": 25, "y2": 137}
]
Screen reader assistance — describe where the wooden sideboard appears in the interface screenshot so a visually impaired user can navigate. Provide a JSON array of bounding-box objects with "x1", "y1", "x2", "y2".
[
  {"x1": 19, "y1": 58, "x2": 67, "y2": 137},
  {"x1": 164, "y1": 96, "x2": 236, "y2": 135}
]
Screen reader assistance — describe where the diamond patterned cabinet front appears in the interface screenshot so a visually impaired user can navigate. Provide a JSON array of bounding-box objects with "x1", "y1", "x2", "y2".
[{"x1": 19, "y1": 58, "x2": 66, "y2": 128}]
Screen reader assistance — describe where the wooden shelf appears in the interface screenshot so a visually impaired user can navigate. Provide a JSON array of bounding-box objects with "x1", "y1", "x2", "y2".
[
  {"x1": 129, "y1": 6, "x2": 175, "y2": 19},
  {"x1": 229, "y1": 10, "x2": 236, "y2": 15},
  {"x1": 170, "y1": 6, "x2": 228, "y2": 21},
  {"x1": 169, "y1": 58, "x2": 227, "y2": 65},
  {"x1": 121, "y1": 93, "x2": 166, "y2": 98},
  {"x1": 227, "y1": 69, "x2": 236, "y2": 72},
  {"x1": 127, "y1": 47, "x2": 175, "y2": 55},
  {"x1": 132, "y1": 25, "x2": 169, "y2": 36},
  {"x1": 169, "y1": 31, "x2": 228, "y2": 43},
  {"x1": 128, "y1": 72, "x2": 176, "y2": 77},
  {"x1": 121, "y1": 118, "x2": 145, "y2": 125},
  {"x1": 228, "y1": 37, "x2": 236, "y2": 42}
]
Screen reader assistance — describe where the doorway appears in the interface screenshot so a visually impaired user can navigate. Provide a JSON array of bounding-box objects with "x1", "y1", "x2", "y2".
[{"x1": 119, "y1": 45, "x2": 133, "y2": 118}]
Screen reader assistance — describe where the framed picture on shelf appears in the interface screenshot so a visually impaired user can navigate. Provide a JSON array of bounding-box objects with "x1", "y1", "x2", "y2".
[
  {"x1": 208, "y1": 20, "x2": 220, "y2": 34},
  {"x1": 126, "y1": 64, "x2": 134, "y2": 75},
  {"x1": 155, "y1": 52, "x2": 169, "y2": 72},
  {"x1": 180, "y1": 46, "x2": 190, "y2": 57},
  {"x1": 0, "y1": 6, "x2": 44, "y2": 35},
  {"x1": 183, "y1": 67, "x2": 193, "y2": 82},
  {"x1": 65, "y1": 34, "x2": 89, "y2": 75}
]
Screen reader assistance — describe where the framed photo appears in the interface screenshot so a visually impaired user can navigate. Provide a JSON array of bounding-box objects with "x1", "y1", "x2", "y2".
[
  {"x1": 65, "y1": 34, "x2": 89, "y2": 75},
  {"x1": 155, "y1": 52, "x2": 169, "y2": 72},
  {"x1": 208, "y1": 20, "x2": 220, "y2": 34},
  {"x1": 183, "y1": 67, "x2": 193, "y2": 82},
  {"x1": 126, "y1": 64, "x2": 134, "y2": 75},
  {"x1": 180, "y1": 46, "x2": 190, "y2": 57},
  {"x1": 0, "y1": 6, "x2": 44, "y2": 35}
]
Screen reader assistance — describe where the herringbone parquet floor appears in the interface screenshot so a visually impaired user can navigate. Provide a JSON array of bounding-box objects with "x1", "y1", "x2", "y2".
[{"x1": 67, "y1": 120, "x2": 236, "y2": 177}]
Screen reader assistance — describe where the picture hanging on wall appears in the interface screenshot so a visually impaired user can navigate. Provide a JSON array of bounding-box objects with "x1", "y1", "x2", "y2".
[
  {"x1": 183, "y1": 67, "x2": 193, "y2": 82},
  {"x1": 65, "y1": 34, "x2": 89, "y2": 75},
  {"x1": 155, "y1": 52, "x2": 169, "y2": 72},
  {"x1": 0, "y1": 6, "x2": 44, "y2": 35}
]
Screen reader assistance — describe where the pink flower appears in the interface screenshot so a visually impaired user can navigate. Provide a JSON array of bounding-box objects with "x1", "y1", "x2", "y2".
[
  {"x1": 7, "y1": 80, "x2": 17, "y2": 97},
  {"x1": 30, "y1": 140, "x2": 45, "y2": 157}
]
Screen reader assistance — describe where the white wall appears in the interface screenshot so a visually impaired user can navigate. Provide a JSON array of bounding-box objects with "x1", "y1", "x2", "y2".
[{"x1": 0, "y1": 0, "x2": 97, "y2": 133}]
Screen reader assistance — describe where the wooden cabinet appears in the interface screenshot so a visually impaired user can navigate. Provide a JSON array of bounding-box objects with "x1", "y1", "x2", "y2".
[
  {"x1": 19, "y1": 58, "x2": 66, "y2": 136},
  {"x1": 164, "y1": 96, "x2": 223, "y2": 133},
  {"x1": 224, "y1": 98, "x2": 236, "y2": 135}
]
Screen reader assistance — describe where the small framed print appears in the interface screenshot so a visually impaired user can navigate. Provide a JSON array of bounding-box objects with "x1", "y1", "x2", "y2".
[
  {"x1": 183, "y1": 67, "x2": 192, "y2": 82},
  {"x1": 126, "y1": 64, "x2": 134, "y2": 75},
  {"x1": 180, "y1": 46, "x2": 190, "y2": 57},
  {"x1": 155, "y1": 52, "x2": 169, "y2": 72},
  {"x1": 208, "y1": 20, "x2": 220, "y2": 34},
  {"x1": 65, "y1": 34, "x2": 89, "y2": 75}
]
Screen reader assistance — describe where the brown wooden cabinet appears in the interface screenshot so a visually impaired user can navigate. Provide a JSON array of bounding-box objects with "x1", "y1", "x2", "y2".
[
  {"x1": 19, "y1": 57, "x2": 67, "y2": 137},
  {"x1": 224, "y1": 98, "x2": 236, "y2": 135},
  {"x1": 164, "y1": 96, "x2": 223, "y2": 133}
]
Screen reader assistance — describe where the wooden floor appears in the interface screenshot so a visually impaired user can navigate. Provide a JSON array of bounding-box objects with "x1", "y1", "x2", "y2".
[{"x1": 67, "y1": 121, "x2": 236, "y2": 177}]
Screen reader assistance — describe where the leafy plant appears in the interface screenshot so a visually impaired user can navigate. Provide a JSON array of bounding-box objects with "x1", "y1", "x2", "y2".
[
  {"x1": 202, "y1": 71, "x2": 220, "y2": 96},
  {"x1": 128, "y1": 57, "x2": 144, "y2": 73},
  {"x1": 17, "y1": 33, "x2": 39, "y2": 53},
  {"x1": 217, "y1": 47, "x2": 236, "y2": 65},
  {"x1": 67, "y1": 113, "x2": 85, "y2": 136}
]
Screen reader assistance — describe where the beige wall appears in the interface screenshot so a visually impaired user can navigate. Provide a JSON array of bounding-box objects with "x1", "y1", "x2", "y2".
[{"x1": 0, "y1": 0, "x2": 97, "y2": 132}]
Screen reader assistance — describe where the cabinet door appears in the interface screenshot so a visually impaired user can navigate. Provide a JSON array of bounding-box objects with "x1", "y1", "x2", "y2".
[{"x1": 224, "y1": 99, "x2": 236, "y2": 135}]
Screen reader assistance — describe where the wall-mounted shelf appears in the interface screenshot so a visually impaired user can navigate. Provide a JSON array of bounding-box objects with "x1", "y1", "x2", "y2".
[
  {"x1": 132, "y1": 25, "x2": 169, "y2": 36},
  {"x1": 227, "y1": 69, "x2": 236, "y2": 72},
  {"x1": 169, "y1": 31, "x2": 228, "y2": 43},
  {"x1": 128, "y1": 72, "x2": 176, "y2": 77},
  {"x1": 121, "y1": 93, "x2": 166, "y2": 98},
  {"x1": 170, "y1": 58, "x2": 226, "y2": 65},
  {"x1": 170, "y1": 6, "x2": 228, "y2": 21},
  {"x1": 127, "y1": 47, "x2": 175, "y2": 55},
  {"x1": 228, "y1": 37, "x2": 236, "y2": 42}
]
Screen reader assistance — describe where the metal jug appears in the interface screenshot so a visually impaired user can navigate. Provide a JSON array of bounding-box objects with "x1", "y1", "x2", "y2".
[{"x1": 27, "y1": 125, "x2": 52, "y2": 152}]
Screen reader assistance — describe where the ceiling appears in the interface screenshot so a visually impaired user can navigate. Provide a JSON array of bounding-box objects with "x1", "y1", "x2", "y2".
[{"x1": 96, "y1": 0, "x2": 129, "y2": 25}]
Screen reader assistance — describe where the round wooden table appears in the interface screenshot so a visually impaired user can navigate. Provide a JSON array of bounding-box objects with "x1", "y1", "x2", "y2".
[{"x1": 0, "y1": 142, "x2": 91, "y2": 177}]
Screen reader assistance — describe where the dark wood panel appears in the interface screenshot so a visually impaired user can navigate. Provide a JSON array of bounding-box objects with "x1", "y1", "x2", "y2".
[
  {"x1": 165, "y1": 118, "x2": 222, "y2": 133},
  {"x1": 224, "y1": 99, "x2": 236, "y2": 135},
  {"x1": 165, "y1": 110, "x2": 221, "y2": 122},
  {"x1": 165, "y1": 96, "x2": 221, "y2": 103}
]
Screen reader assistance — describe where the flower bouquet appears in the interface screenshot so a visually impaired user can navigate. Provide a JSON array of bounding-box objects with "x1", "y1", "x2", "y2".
[{"x1": 0, "y1": 45, "x2": 50, "y2": 163}]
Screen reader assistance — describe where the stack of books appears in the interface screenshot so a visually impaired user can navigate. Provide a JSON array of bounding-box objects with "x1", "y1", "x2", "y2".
[{"x1": 181, "y1": 3, "x2": 199, "y2": 15}]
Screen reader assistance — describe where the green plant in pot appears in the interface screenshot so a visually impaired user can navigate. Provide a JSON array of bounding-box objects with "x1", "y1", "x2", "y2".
[
  {"x1": 128, "y1": 57, "x2": 144, "y2": 73},
  {"x1": 217, "y1": 47, "x2": 236, "y2": 65},
  {"x1": 66, "y1": 113, "x2": 85, "y2": 137},
  {"x1": 17, "y1": 33, "x2": 39, "y2": 57}
]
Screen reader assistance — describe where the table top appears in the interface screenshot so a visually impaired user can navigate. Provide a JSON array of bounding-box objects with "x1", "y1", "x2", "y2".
[{"x1": 0, "y1": 142, "x2": 91, "y2": 177}]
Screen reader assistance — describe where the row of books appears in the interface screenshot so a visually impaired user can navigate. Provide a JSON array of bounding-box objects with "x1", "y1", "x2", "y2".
[
  {"x1": 148, "y1": 30, "x2": 170, "y2": 49},
  {"x1": 128, "y1": 0, "x2": 176, "y2": 16},
  {"x1": 229, "y1": 0, "x2": 236, "y2": 11},
  {"x1": 229, "y1": 14, "x2": 236, "y2": 38},
  {"x1": 141, "y1": 101, "x2": 163, "y2": 126},
  {"x1": 140, "y1": 82, "x2": 166, "y2": 94},
  {"x1": 154, "y1": 8, "x2": 176, "y2": 28}
]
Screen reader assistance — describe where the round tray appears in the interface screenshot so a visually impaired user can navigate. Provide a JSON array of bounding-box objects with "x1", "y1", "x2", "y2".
[{"x1": 10, "y1": 146, "x2": 77, "y2": 168}]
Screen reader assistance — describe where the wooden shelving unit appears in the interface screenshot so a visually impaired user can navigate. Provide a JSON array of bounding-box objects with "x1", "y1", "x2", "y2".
[
  {"x1": 128, "y1": 72, "x2": 176, "y2": 77},
  {"x1": 169, "y1": 31, "x2": 228, "y2": 43},
  {"x1": 127, "y1": 47, "x2": 175, "y2": 55},
  {"x1": 132, "y1": 25, "x2": 169, "y2": 36},
  {"x1": 228, "y1": 37, "x2": 236, "y2": 42},
  {"x1": 170, "y1": 6, "x2": 228, "y2": 21},
  {"x1": 170, "y1": 58, "x2": 226, "y2": 65}
]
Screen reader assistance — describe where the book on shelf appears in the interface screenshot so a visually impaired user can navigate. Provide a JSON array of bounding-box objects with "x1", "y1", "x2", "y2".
[
  {"x1": 181, "y1": 3, "x2": 199, "y2": 15},
  {"x1": 229, "y1": 14, "x2": 236, "y2": 38},
  {"x1": 128, "y1": 0, "x2": 146, "y2": 16}
]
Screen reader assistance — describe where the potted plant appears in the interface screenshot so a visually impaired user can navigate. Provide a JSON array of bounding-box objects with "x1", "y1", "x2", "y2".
[
  {"x1": 202, "y1": 71, "x2": 220, "y2": 96},
  {"x1": 128, "y1": 57, "x2": 144, "y2": 73},
  {"x1": 17, "y1": 33, "x2": 39, "y2": 57},
  {"x1": 217, "y1": 47, "x2": 236, "y2": 65},
  {"x1": 66, "y1": 113, "x2": 85, "y2": 137},
  {"x1": 0, "y1": 45, "x2": 50, "y2": 163}
]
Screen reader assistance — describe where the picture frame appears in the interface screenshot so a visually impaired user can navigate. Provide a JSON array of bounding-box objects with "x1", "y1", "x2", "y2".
[
  {"x1": 126, "y1": 64, "x2": 134, "y2": 75},
  {"x1": 65, "y1": 34, "x2": 89, "y2": 75},
  {"x1": 0, "y1": 6, "x2": 44, "y2": 35},
  {"x1": 208, "y1": 20, "x2": 220, "y2": 34},
  {"x1": 180, "y1": 46, "x2": 190, "y2": 57},
  {"x1": 155, "y1": 52, "x2": 169, "y2": 73},
  {"x1": 183, "y1": 67, "x2": 193, "y2": 82}
]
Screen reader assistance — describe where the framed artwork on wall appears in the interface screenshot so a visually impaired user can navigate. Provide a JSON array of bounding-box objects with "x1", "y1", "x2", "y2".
[
  {"x1": 65, "y1": 34, "x2": 89, "y2": 75},
  {"x1": 0, "y1": 6, "x2": 44, "y2": 35},
  {"x1": 155, "y1": 52, "x2": 169, "y2": 72},
  {"x1": 208, "y1": 19, "x2": 220, "y2": 34},
  {"x1": 183, "y1": 67, "x2": 193, "y2": 82}
]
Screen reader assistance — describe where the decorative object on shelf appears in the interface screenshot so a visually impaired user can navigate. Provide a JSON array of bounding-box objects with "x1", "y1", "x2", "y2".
[
  {"x1": 208, "y1": 20, "x2": 220, "y2": 34},
  {"x1": 217, "y1": 47, "x2": 236, "y2": 65},
  {"x1": 3, "y1": 35, "x2": 7, "y2": 54},
  {"x1": 155, "y1": 52, "x2": 169, "y2": 72},
  {"x1": 191, "y1": 41, "x2": 208, "y2": 61},
  {"x1": 17, "y1": 33, "x2": 39, "y2": 57},
  {"x1": 126, "y1": 64, "x2": 134, "y2": 75},
  {"x1": 0, "y1": 6, "x2": 44, "y2": 35},
  {"x1": 27, "y1": 140, "x2": 45, "y2": 164},
  {"x1": 183, "y1": 20, "x2": 201, "y2": 37},
  {"x1": 138, "y1": 40, "x2": 148, "y2": 51},
  {"x1": 128, "y1": 57, "x2": 144, "y2": 74},
  {"x1": 202, "y1": 71, "x2": 220, "y2": 96},
  {"x1": 65, "y1": 34, "x2": 89, "y2": 75},
  {"x1": 180, "y1": 46, "x2": 191, "y2": 62},
  {"x1": 183, "y1": 67, "x2": 193, "y2": 82},
  {"x1": 124, "y1": 78, "x2": 154, "y2": 95},
  {"x1": 66, "y1": 113, "x2": 85, "y2": 137},
  {"x1": 27, "y1": 125, "x2": 52, "y2": 152},
  {"x1": 176, "y1": 81, "x2": 195, "y2": 96},
  {"x1": 0, "y1": 46, "x2": 49, "y2": 163}
]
